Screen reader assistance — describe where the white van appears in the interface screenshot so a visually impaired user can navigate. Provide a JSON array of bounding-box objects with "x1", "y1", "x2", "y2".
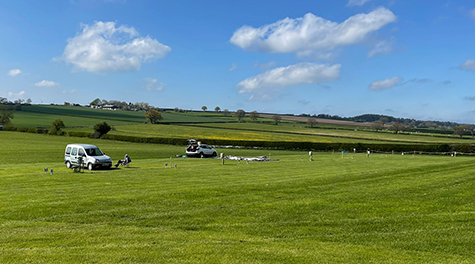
[{"x1": 64, "y1": 144, "x2": 112, "y2": 170}]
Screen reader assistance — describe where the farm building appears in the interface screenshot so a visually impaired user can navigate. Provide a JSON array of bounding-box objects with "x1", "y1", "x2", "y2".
[{"x1": 102, "y1": 105, "x2": 119, "y2": 110}]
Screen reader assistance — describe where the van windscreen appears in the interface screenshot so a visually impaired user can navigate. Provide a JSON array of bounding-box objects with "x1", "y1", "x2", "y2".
[{"x1": 85, "y1": 148, "x2": 103, "y2": 156}]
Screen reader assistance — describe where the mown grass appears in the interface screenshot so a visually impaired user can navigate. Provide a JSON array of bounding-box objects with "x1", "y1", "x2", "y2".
[{"x1": 1, "y1": 131, "x2": 475, "y2": 263}]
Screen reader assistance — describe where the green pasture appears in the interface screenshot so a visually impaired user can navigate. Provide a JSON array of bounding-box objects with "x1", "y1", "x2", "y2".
[
  {"x1": 12, "y1": 105, "x2": 228, "y2": 128},
  {"x1": 64, "y1": 124, "x2": 390, "y2": 144},
  {"x1": 1, "y1": 132, "x2": 475, "y2": 263},
  {"x1": 9, "y1": 105, "x2": 469, "y2": 145},
  {"x1": 190, "y1": 122, "x2": 473, "y2": 144},
  {"x1": 11, "y1": 111, "x2": 138, "y2": 128}
]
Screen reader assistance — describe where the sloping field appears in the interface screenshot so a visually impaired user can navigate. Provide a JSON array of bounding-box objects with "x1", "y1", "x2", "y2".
[
  {"x1": 189, "y1": 123, "x2": 474, "y2": 144},
  {"x1": 12, "y1": 105, "x2": 229, "y2": 128},
  {"x1": 1, "y1": 132, "x2": 475, "y2": 263},
  {"x1": 65, "y1": 124, "x2": 394, "y2": 144},
  {"x1": 11, "y1": 111, "x2": 138, "y2": 128}
]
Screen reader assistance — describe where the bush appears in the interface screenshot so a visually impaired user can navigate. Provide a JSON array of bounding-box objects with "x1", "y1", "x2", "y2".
[
  {"x1": 50, "y1": 119, "x2": 65, "y2": 135},
  {"x1": 93, "y1": 122, "x2": 111, "y2": 138}
]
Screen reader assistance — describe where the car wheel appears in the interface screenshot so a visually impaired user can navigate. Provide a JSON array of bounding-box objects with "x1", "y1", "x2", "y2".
[
  {"x1": 66, "y1": 161, "x2": 71, "y2": 169},
  {"x1": 212, "y1": 152, "x2": 217, "y2": 157},
  {"x1": 88, "y1": 163, "x2": 93, "y2": 171}
]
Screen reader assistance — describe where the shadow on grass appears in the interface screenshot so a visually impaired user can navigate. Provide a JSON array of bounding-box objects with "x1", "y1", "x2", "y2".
[{"x1": 117, "y1": 166, "x2": 140, "y2": 169}]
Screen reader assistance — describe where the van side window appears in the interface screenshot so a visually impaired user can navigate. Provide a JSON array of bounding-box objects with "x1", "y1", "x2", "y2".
[
  {"x1": 66, "y1": 147, "x2": 71, "y2": 154},
  {"x1": 78, "y1": 148, "x2": 84, "y2": 156},
  {"x1": 72, "y1": 148, "x2": 77, "y2": 155}
]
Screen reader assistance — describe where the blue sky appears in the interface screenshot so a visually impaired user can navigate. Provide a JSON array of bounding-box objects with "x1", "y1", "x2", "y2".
[{"x1": 2, "y1": 0, "x2": 475, "y2": 123}]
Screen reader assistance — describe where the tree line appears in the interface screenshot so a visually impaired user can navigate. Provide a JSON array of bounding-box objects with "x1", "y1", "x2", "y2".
[{"x1": 299, "y1": 113, "x2": 463, "y2": 129}]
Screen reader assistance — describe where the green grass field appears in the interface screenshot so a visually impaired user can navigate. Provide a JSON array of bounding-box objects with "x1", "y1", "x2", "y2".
[
  {"x1": 65, "y1": 122, "x2": 473, "y2": 145},
  {"x1": 65, "y1": 124, "x2": 390, "y2": 144},
  {"x1": 190, "y1": 123, "x2": 475, "y2": 144},
  {"x1": 1, "y1": 132, "x2": 474, "y2": 263},
  {"x1": 11, "y1": 105, "x2": 228, "y2": 128},
  {"x1": 8, "y1": 105, "x2": 471, "y2": 146}
]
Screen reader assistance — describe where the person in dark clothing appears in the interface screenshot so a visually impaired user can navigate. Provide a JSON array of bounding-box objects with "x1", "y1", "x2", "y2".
[{"x1": 115, "y1": 154, "x2": 131, "y2": 168}]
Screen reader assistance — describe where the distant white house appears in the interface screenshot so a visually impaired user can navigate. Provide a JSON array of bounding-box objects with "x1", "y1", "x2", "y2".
[{"x1": 102, "y1": 104, "x2": 119, "y2": 110}]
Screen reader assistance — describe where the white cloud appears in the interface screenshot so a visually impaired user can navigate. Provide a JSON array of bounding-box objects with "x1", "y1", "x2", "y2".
[
  {"x1": 8, "y1": 69, "x2": 22, "y2": 77},
  {"x1": 368, "y1": 39, "x2": 393, "y2": 58},
  {"x1": 369, "y1": 76, "x2": 403, "y2": 91},
  {"x1": 228, "y1": 63, "x2": 238, "y2": 72},
  {"x1": 35, "y1": 80, "x2": 59, "y2": 87},
  {"x1": 347, "y1": 0, "x2": 371, "y2": 7},
  {"x1": 145, "y1": 78, "x2": 165, "y2": 91},
  {"x1": 4, "y1": 91, "x2": 26, "y2": 99},
  {"x1": 460, "y1": 60, "x2": 475, "y2": 72},
  {"x1": 237, "y1": 63, "x2": 340, "y2": 100},
  {"x1": 230, "y1": 7, "x2": 396, "y2": 55},
  {"x1": 61, "y1": 21, "x2": 171, "y2": 73}
]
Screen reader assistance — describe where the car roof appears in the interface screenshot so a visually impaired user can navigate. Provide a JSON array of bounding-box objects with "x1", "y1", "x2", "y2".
[{"x1": 67, "y1": 144, "x2": 98, "y2": 148}]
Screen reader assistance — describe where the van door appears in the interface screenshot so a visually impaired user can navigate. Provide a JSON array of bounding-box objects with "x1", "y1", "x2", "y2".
[
  {"x1": 71, "y1": 147, "x2": 78, "y2": 165},
  {"x1": 78, "y1": 148, "x2": 85, "y2": 166}
]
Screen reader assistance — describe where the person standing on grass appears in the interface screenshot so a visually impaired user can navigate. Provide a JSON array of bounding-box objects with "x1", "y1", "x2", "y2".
[
  {"x1": 309, "y1": 150, "x2": 313, "y2": 161},
  {"x1": 367, "y1": 148, "x2": 371, "y2": 158}
]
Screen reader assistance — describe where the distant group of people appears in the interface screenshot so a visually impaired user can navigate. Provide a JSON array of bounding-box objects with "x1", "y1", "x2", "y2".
[{"x1": 115, "y1": 154, "x2": 131, "y2": 168}]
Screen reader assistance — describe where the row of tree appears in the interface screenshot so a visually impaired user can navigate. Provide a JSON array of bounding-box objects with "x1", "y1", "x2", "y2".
[
  {"x1": 300, "y1": 113, "x2": 463, "y2": 129},
  {"x1": 369, "y1": 116, "x2": 475, "y2": 136}
]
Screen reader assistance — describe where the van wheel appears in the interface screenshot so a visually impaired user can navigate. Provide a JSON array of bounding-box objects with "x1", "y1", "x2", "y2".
[
  {"x1": 66, "y1": 161, "x2": 71, "y2": 169},
  {"x1": 88, "y1": 163, "x2": 93, "y2": 171}
]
